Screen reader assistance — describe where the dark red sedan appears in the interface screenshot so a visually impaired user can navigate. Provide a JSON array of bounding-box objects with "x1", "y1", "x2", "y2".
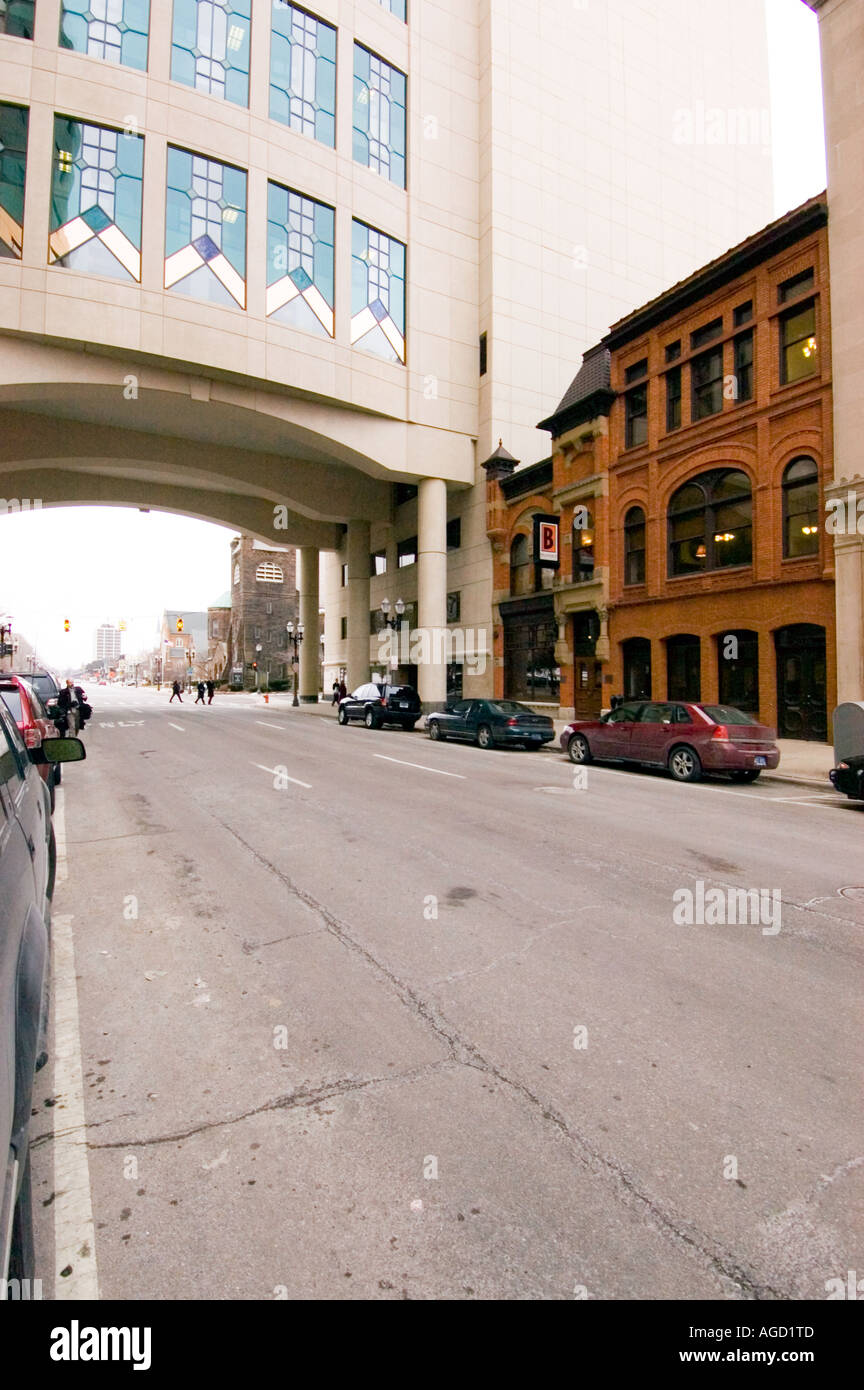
[{"x1": 560, "y1": 701, "x2": 780, "y2": 782}]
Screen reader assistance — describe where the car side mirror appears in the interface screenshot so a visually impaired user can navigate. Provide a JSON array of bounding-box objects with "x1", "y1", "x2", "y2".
[{"x1": 40, "y1": 737, "x2": 86, "y2": 763}]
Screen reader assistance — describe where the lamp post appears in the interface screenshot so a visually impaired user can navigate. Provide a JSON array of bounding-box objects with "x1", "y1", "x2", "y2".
[
  {"x1": 379, "y1": 597, "x2": 405, "y2": 681},
  {"x1": 379, "y1": 596, "x2": 405, "y2": 629},
  {"x1": 286, "y1": 620, "x2": 304, "y2": 707},
  {"x1": 255, "y1": 643, "x2": 262, "y2": 691}
]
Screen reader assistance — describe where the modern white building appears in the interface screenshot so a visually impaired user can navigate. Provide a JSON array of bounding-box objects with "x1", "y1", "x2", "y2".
[
  {"x1": 94, "y1": 622, "x2": 121, "y2": 664},
  {"x1": 0, "y1": 0, "x2": 775, "y2": 707}
]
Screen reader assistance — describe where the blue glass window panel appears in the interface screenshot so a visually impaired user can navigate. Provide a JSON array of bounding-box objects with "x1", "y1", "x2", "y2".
[
  {"x1": 267, "y1": 179, "x2": 333, "y2": 315},
  {"x1": 59, "y1": 0, "x2": 150, "y2": 71},
  {"x1": 166, "y1": 147, "x2": 246, "y2": 276},
  {"x1": 171, "y1": 0, "x2": 249, "y2": 106},
  {"x1": 0, "y1": 102, "x2": 28, "y2": 245},
  {"x1": 377, "y1": 0, "x2": 406, "y2": 18},
  {"x1": 165, "y1": 186, "x2": 192, "y2": 253},
  {"x1": 353, "y1": 44, "x2": 406, "y2": 189},
  {"x1": 269, "y1": 2, "x2": 336, "y2": 148},
  {"x1": 0, "y1": 0, "x2": 36, "y2": 39}
]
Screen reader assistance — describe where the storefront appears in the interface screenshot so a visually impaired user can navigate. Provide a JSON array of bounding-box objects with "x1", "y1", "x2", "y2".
[{"x1": 500, "y1": 595, "x2": 558, "y2": 703}]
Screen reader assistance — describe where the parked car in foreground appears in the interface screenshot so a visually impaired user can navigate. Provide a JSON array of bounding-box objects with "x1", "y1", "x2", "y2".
[
  {"x1": 0, "y1": 701, "x2": 86, "y2": 1291},
  {"x1": 828, "y1": 701, "x2": 864, "y2": 803},
  {"x1": 0, "y1": 677, "x2": 62, "y2": 812},
  {"x1": 338, "y1": 682, "x2": 422, "y2": 730},
  {"x1": 426, "y1": 698, "x2": 555, "y2": 750},
  {"x1": 560, "y1": 701, "x2": 780, "y2": 782}
]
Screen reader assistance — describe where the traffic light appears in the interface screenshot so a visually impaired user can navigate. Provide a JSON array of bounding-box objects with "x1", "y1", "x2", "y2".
[
  {"x1": 64, "y1": 618, "x2": 70, "y2": 632},
  {"x1": 176, "y1": 617, "x2": 184, "y2": 633},
  {"x1": 252, "y1": 661, "x2": 258, "y2": 670}
]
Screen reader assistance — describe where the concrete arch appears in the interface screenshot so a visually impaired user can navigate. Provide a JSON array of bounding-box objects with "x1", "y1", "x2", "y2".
[{"x1": 0, "y1": 465, "x2": 343, "y2": 550}]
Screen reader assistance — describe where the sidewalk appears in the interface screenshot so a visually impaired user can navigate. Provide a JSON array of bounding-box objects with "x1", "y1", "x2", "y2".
[{"x1": 241, "y1": 692, "x2": 835, "y2": 789}]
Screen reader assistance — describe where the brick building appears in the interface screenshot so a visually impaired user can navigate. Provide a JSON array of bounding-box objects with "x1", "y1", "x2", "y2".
[
  {"x1": 227, "y1": 536, "x2": 297, "y2": 689},
  {"x1": 487, "y1": 195, "x2": 835, "y2": 740},
  {"x1": 207, "y1": 592, "x2": 231, "y2": 680}
]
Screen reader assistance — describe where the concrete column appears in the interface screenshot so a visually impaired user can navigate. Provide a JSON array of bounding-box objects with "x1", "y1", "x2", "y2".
[
  {"x1": 835, "y1": 533, "x2": 864, "y2": 705},
  {"x1": 346, "y1": 521, "x2": 371, "y2": 690},
  {"x1": 298, "y1": 547, "x2": 319, "y2": 702},
  {"x1": 417, "y1": 478, "x2": 448, "y2": 709}
]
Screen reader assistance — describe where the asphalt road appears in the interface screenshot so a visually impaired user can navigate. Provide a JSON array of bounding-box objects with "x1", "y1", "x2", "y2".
[{"x1": 31, "y1": 686, "x2": 864, "y2": 1300}]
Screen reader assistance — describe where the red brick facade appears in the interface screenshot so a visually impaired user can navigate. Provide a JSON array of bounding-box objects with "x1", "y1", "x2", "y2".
[{"x1": 486, "y1": 196, "x2": 835, "y2": 739}]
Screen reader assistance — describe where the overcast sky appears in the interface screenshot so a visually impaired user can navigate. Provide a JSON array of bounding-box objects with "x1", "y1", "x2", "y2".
[{"x1": 0, "y1": 0, "x2": 827, "y2": 673}]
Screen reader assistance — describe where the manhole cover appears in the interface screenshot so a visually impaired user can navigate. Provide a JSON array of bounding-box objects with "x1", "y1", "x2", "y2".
[{"x1": 838, "y1": 886, "x2": 864, "y2": 901}]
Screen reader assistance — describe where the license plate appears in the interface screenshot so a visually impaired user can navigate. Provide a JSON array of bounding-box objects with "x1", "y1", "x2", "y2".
[
  {"x1": 754, "y1": 756, "x2": 766, "y2": 766},
  {"x1": 530, "y1": 733, "x2": 541, "y2": 740},
  {"x1": 398, "y1": 701, "x2": 408, "y2": 708}
]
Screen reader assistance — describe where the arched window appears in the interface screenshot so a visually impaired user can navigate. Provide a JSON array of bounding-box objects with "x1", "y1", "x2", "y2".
[
  {"x1": 255, "y1": 561, "x2": 284, "y2": 583},
  {"x1": 510, "y1": 534, "x2": 533, "y2": 595},
  {"x1": 572, "y1": 508, "x2": 595, "y2": 582},
  {"x1": 233, "y1": 562, "x2": 240, "y2": 584},
  {"x1": 624, "y1": 506, "x2": 645, "y2": 585},
  {"x1": 668, "y1": 469, "x2": 752, "y2": 576},
  {"x1": 782, "y1": 456, "x2": 819, "y2": 558}
]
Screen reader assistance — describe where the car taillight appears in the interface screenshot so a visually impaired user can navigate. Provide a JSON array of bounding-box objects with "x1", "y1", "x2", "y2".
[
  {"x1": 24, "y1": 727, "x2": 41, "y2": 749},
  {"x1": 837, "y1": 761, "x2": 849, "y2": 770},
  {"x1": 507, "y1": 717, "x2": 518, "y2": 726},
  {"x1": 380, "y1": 697, "x2": 387, "y2": 707},
  {"x1": 711, "y1": 724, "x2": 730, "y2": 740}
]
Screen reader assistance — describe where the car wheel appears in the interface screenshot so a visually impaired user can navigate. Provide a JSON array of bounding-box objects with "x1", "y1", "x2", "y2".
[
  {"x1": 731, "y1": 769, "x2": 761, "y2": 782},
  {"x1": 337, "y1": 706, "x2": 349, "y2": 725},
  {"x1": 668, "y1": 745, "x2": 702, "y2": 782},
  {"x1": 429, "y1": 720, "x2": 444, "y2": 741},
  {"x1": 364, "y1": 708, "x2": 378, "y2": 729},
  {"x1": 477, "y1": 724, "x2": 494, "y2": 749},
  {"x1": 567, "y1": 733, "x2": 592, "y2": 764}
]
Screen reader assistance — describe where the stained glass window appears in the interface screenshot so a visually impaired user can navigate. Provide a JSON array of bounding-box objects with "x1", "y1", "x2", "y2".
[
  {"x1": 171, "y1": 0, "x2": 251, "y2": 106},
  {"x1": 353, "y1": 43, "x2": 406, "y2": 188},
  {"x1": 267, "y1": 182, "x2": 334, "y2": 337},
  {"x1": 49, "y1": 117, "x2": 143, "y2": 281},
  {"x1": 351, "y1": 219, "x2": 405, "y2": 364},
  {"x1": 0, "y1": 0, "x2": 35, "y2": 38},
  {"x1": 165, "y1": 147, "x2": 246, "y2": 308},
  {"x1": 270, "y1": 2, "x2": 336, "y2": 148},
  {"x1": 59, "y1": 0, "x2": 150, "y2": 72},
  {"x1": 0, "y1": 101, "x2": 28, "y2": 260}
]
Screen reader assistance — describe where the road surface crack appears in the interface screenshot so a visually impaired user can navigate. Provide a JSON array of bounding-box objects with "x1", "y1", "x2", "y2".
[{"x1": 208, "y1": 816, "x2": 791, "y2": 1299}]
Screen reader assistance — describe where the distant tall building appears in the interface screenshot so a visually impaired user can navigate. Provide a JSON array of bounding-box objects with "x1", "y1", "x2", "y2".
[{"x1": 95, "y1": 623, "x2": 121, "y2": 664}]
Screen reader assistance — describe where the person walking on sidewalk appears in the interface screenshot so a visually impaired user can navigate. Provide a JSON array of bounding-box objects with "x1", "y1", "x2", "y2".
[
  {"x1": 194, "y1": 681, "x2": 206, "y2": 704},
  {"x1": 206, "y1": 680, "x2": 215, "y2": 704},
  {"x1": 170, "y1": 680, "x2": 183, "y2": 703}
]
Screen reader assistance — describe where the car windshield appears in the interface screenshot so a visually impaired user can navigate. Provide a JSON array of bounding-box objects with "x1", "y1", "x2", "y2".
[
  {"x1": 700, "y1": 705, "x2": 756, "y2": 726},
  {"x1": 0, "y1": 689, "x2": 23, "y2": 721},
  {"x1": 487, "y1": 701, "x2": 532, "y2": 715},
  {"x1": 28, "y1": 675, "x2": 57, "y2": 699}
]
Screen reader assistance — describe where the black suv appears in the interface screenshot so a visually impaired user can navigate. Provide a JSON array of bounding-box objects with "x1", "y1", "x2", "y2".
[
  {"x1": 338, "y1": 682, "x2": 422, "y2": 730},
  {"x1": 0, "y1": 700, "x2": 85, "y2": 1292}
]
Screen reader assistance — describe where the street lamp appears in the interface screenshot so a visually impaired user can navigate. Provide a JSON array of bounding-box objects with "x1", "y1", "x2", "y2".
[
  {"x1": 286, "y1": 620, "x2": 304, "y2": 707},
  {"x1": 379, "y1": 597, "x2": 405, "y2": 630},
  {"x1": 254, "y1": 642, "x2": 263, "y2": 691}
]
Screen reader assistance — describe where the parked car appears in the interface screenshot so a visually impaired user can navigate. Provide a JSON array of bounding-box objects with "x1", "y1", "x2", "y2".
[
  {"x1": 0, "y1": 678, "x2": 62, "y2": 812},
  {"x1": 0, "y1": 700, "x2": 85, "y2": 1290},
  {"x1": 828, "y1": 701, "x2": 864, "y2": 802},
  {"x1": 560, "y1": 700, "x2": 780, "y2": 782},
  {"x1": 426, "y1": 698, "x2": 556, "y2": 750},
  {"x1": 7, "y1": 670, "x2": 60, "y2": 706},
  {"x1": 338, "y1": 682, "x2": 422, "y2": 730}
]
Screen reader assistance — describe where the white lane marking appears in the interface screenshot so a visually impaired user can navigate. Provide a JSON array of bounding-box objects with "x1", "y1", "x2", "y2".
[
  {"x1": 50, "y1": 795, "x2": 100, "y2": 1299},
  {"x1": 168, "y1": 722, "x2": 185, "y2": 731},
  {"x1": 255, "y1": 721, "x2": 287, "y2": 731},
  {"x1": 252, "y1": 762, "x2": 312, "y2": 789},
  {"x1": 374, "y1": 754, "x2": 465, "y2": 779}
]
